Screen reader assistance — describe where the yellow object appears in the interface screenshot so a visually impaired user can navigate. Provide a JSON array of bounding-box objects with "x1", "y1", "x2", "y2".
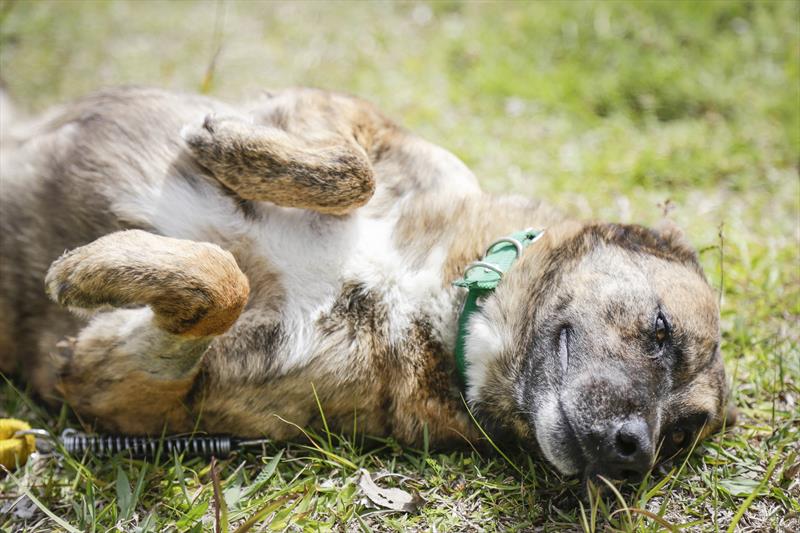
[{"x1": 0, "y1": 418, "x2": 36, "y2": 470}]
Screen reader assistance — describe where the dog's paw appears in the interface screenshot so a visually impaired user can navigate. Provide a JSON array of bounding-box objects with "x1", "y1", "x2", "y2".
[
  {"x1": 44, "y1": 230, "x2": 151, "y2": 311},
  {"x1": 181, "y1": 114, "x2": 255, "y2": 161},
  {"x1": 45, "y1": 246, "x2": 97, "y2": 309},
  {"x1": 180, "y1": 113, "x2": 216, "y2": 148}
]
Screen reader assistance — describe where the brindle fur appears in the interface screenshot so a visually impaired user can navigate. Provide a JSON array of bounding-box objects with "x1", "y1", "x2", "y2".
[{"x1": 0, "y1": 86, "x2": 732, "y2": 476}]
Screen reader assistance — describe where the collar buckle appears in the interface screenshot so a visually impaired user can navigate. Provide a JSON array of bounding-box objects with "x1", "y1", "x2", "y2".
[{"x1": 452, "y1": 228, "x2": 545, "y2": 389}]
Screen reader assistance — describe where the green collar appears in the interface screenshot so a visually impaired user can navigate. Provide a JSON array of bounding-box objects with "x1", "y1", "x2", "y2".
[{"x1": 452, "y1": 228, "x2": 545, "y2": 388}]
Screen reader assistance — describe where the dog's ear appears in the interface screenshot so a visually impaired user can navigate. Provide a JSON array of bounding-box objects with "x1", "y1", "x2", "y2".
[
  {"x1": 655, "y1": 218, "x2": 690, "y2": 249},
  {"x1": 654, "y1": 218, "x2": 702, "y2": 265}
]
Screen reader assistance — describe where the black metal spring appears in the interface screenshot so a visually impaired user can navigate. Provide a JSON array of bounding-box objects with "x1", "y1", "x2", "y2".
[{"x1": 60, "y1": 430, "x2": 233, "y2": 459}]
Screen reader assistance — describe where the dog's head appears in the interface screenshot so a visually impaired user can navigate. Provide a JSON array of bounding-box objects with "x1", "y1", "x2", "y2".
[{"x1": 464, "y1": 221, "x2": 733, "y2": 481}]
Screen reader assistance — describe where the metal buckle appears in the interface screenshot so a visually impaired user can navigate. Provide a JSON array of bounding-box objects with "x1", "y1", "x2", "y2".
[
  {"x1": 484, "y1": 237, "x2": 524, "y2": 258},
  {"x1": 13, "y1": 428, "x2": 57, "y2": 454},
  {"x1": 459, "y1": 229, "x2": 546, "y2": 282},
  {"x1": 463, "y1": 261, "x2": 504, "y2": 278},
  {"x1": 13, "y1": 429, "x2": 50, "y2": 439}
]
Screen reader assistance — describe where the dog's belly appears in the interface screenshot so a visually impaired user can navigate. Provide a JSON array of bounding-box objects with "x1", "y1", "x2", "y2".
[{"x1": 117, "y1": 169, "x2": 453, "y2": 355}]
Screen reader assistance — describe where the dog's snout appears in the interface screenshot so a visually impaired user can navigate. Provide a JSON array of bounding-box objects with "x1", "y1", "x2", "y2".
[
  {"x1": 596, "y1": 417, "x2": 654, "y2": 480},
  {"x1": 614, "y1": 418, "x2": 652, "y2": 464}
]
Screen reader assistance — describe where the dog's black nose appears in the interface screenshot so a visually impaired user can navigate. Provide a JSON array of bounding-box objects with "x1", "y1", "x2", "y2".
[{"x1": 596, "y1": 417, "x2": 654, "y2": 480}]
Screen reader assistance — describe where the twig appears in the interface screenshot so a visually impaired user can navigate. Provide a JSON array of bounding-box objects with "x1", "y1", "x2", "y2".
[
  {"x1": 201, "y1": 0, "x2": 227, "y2": 94},
  {"x1": 210, "y1": 456, "x2": 223, "y2": 533}
]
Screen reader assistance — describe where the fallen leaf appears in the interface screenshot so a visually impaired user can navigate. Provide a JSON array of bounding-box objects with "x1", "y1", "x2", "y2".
[{"x1": 357, "y1": 469, "x2": 422, "y2": 513}]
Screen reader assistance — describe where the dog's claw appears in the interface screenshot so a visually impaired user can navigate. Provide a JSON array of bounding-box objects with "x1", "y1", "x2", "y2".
[
  {"x1": 55, "y1": 336, "x2": 77, "y2": 355},
  {"x1": 51, "y1": 336, "x2": 77, "y2": 375},
  {"x1": 202, "y1": 113, "x2": 216, "y2": 133}
]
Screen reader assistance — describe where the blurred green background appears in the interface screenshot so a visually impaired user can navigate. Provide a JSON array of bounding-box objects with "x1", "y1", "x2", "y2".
[{"x1": 1, "y1": 1, "x2": 798, "y2": 531}]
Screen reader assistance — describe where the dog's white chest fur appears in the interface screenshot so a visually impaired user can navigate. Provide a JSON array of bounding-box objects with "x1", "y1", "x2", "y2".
[{"x1": 115, "y1": 174, "x2": 458, "y2": 374}]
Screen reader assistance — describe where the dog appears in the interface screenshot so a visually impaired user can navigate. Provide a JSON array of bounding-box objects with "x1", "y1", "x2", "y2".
[{"x1": 0, "y1": 86, "x2": 733, "y2": 481}]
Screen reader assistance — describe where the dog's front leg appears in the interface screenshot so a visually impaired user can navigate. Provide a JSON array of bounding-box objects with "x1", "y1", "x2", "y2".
[{"x1": 41, "y1": 230, "x2": 249, "y2": 434}]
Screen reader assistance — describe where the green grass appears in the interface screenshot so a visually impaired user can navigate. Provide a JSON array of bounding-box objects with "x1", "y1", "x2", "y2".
[{"x1": 1, "y1": 0, "x2": 798, "y2": 531}]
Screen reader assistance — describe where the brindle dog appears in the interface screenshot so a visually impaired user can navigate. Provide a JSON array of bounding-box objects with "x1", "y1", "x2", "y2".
[{"x1": 0, "y1": 87, "x2": 733, "y2": 481}]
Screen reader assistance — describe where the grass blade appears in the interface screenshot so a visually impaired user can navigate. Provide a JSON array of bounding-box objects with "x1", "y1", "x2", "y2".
[{"x1": 726, "y1": 450, "x2": 782, "y2": 533}]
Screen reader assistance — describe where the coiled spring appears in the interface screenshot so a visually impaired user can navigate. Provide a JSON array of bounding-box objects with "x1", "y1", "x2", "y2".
[{"x1": 60, "y1": 429, "x2": 233, "y2": 458}]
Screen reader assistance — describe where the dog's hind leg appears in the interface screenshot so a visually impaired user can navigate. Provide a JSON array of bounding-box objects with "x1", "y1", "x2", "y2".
[
  {"x1": 41, "y1": 229, "x2": 250, "y2": 434},
  {"x1": 183, "y1": 114, "x2": 375, "y2": 215}
]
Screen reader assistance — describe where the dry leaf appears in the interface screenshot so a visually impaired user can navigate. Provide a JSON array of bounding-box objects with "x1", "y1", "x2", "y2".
[{"x1": 357, "y1": 469, "x2": 422, "y2": 513}]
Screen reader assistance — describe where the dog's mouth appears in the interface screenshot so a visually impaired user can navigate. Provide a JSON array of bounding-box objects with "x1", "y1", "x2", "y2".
[{"x1": 555, "y1": 400, "x2": 588, "y2": 473}]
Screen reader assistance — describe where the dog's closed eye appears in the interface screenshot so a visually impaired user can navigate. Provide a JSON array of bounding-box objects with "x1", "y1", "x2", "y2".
[{"x1": 655, "y1": 312, "x2": 670, "y2": 346}]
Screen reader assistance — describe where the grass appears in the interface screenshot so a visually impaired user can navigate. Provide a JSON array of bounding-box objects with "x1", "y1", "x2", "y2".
[{"x1": 1, "y1": 0, "x2": 798, "y2": 531}]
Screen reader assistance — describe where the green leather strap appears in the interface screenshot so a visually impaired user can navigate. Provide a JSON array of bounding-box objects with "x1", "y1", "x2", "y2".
[{"x1": 452, "y1": 229, "x2": 544, "y2": 388}]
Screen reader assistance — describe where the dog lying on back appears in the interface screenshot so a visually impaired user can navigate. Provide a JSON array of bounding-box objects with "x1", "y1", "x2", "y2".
[{"x1": 0, "y1": 87, "x2": 733, "y2": 480}]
